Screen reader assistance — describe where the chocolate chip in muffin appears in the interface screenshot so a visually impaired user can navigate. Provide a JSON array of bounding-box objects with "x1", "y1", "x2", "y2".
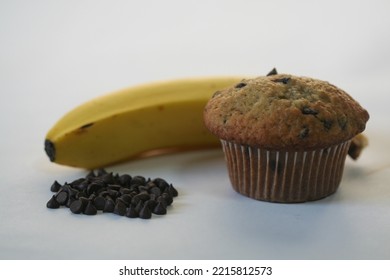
[
  {"x1": 322, "y1": 119, "x2": 333, "y2": 130},
  {"x1": 299, "y1": 127, "x2": 310, "y2": 139},
  {"x1": 301, "y1": 107, "x2": 318, "y2": 115},
  {"x1": 272, "y1": 77, "x2": 291, "y2": 84},
  {"x1": 267, "y1": 68, "x2": 278, "y2": 76},
  {"x1": 235, "y1": 82, "x2": 247, "y2": 89}
]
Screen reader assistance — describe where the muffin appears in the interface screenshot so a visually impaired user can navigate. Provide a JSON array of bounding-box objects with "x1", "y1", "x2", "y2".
[{"x1": 203, "y1": 69, "x2": 369, "y2": 203}]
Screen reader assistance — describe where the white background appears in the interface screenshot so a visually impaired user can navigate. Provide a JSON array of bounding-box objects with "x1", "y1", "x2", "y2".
[{"x1": 1, "y1": 0, "x2": 389, "y2": 259}]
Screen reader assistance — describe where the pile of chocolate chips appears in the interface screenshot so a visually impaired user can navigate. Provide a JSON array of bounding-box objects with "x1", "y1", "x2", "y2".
[{"x1": 46, "y1": 169, "x2": 178, "y2": 219}]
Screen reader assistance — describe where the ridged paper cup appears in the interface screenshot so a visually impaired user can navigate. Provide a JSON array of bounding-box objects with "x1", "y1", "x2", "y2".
[{"x1": 221, "y1": 140, "x2": 352, "y2": 203}]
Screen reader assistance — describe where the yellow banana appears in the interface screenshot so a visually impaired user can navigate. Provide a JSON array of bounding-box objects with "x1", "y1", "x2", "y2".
[{"x1": 44, "y1": 77, "x2": 245, "y2": 169}]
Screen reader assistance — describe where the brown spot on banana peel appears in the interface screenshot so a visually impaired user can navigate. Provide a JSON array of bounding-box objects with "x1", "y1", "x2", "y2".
[
  {"x1": 348, "y1": 133, "x2": 368, "y2": 160},
  {"x1": 80, "y1": 122, "x2": 94, "y2": 129},
  {"x1": 73, "y1": 122, "x2": 95, "y2": 135}
]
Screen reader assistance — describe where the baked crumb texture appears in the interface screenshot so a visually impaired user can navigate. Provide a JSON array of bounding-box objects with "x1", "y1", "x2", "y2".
[{"x1": 204, "y1": 74, "x2": 369, "y2": 150}]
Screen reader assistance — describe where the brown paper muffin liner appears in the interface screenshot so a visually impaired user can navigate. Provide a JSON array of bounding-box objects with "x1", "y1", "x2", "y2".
[{"x1": 221, "y1": 140, "x2": 351, "y2": 203}]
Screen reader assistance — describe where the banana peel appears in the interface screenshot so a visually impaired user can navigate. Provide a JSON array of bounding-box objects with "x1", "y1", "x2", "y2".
[{"x1": 44, "y1": 77, "x2": 244, "y2": 169}]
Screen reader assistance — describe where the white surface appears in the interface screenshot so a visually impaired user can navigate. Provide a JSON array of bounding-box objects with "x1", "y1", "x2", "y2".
[{"x1": 1, "y1": 0, "x2": 390, "y2": 259}]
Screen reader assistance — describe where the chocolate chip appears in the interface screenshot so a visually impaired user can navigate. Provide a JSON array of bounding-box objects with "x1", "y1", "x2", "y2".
[
  {"x1": 66, "y1": 186, "x2": 79, "y2": 198},
  {"x1": 118, "y1": 194, "x2": 132, "y2": 205},
  {"x1": 78, "y1": 197, "x2": 90, "y2": 205},
  {"x1": 125, "y1": 205, "x2": 138, "y2": 218},
  {"x1": 139, "y1": 204, "x2": 152, "y2": 219},
  {"x1": 135, "y1": 200, "x2": 144, "y2": 214},
  {"x1": 161, "y1": 193, "x2": 173, "y2": 206},
  {"x1": 153, "y1": 202, "x2": 167, "y2": 215},
  {"x1": 167, "y1": 184, "x2": 178, "y2": 197},
  {"x1": 50, "y1": 181, "x2": 62, "y2": 192},
  {"x1": 59, "y1": 183, "x2": 71, "y2": 193},
  {"x1": 55, "y1": 191, "x2": 68, "y2": 205},
  {"x1": 137, "y1": 185, "x2": 150, "y2": 193},
  {"x1": 100, "y1": 172, "x2": 114, "y2": 184},
  {"x1": 153, "y1": 178, "x2": 169, "y2": 190},
  {"x1": 116, "y1": 197, "x2": 129, "y2": 207},
  {"x1": 83, "y1": 201, "x2": 97, "y2": 215},
  {"x1": 97, "y1": 190, "x2": 110, "y2": 197},
  {"x1": 103, "y1": 198, "x2": 115, "y2": 213},
  {"x1": 146, "y1": 181, "x2": 157, "y2": 188},
  {"x1": 70, "y1": 178, "x2": 85, "y2": 188},
  {"x1": 273, "y1": 77, "x2": 290, "y2": 84},
  {"x1": 131, "y1": 195, "x2": 141, "y2": 206},
  {"x1": 66, "y1": 196, "x2": 76, "y2": 208},
  {"x1": 107, "y1": 189, "x2": 119, "y2": 199},
  {"x1": 119, "y1": 187, "x2": 132, "y2": 195},
  {"x1": 75, "y1": 180, "x2": 89, "y2": 192},
  {"x1": 113, "y1": 201, "x2": 127, "y2": 216},
  {"x1": 128, "y1": 184, "x2": 139, "y2": 193},
  {"x1": 131, "y1": 176, "x2": 146, "y2": 186},
  {"x1": 156, "y1": 196, "x2": 168, "y2": 208},
  {"x1": 235, "y1": 82, "x2": 247, "y2": 89},
  {"x1": 87, "y1": 182, "x2": 103, "y2": 195},
  {"x1": 302, "y1": 107, "x2": 318, "y2": 115},
  {"x1": 134, "y1": 192, "x2": 150, "y2": 202},
  {"x1": 93, "y1": 179, "x2": 107, "y2": 187},
  {"x1": 144, "y1": 199, "x2": 157, "y2": 211},
  {"x1": 267, "y1": 68, "x2": 278, "y2": 76},
  {"x1": 322, "y1": 119, "x2": 333, "y2": 130},
  {"x1": 46, "y1": 195, "x2": 60, "y2": 209},
  {"x1": 76, "y1": 192, "x2": 88, "y2": 199},
  {"x1": 149, "y1": 186, "x2": 161, "y2": 196},
  {"x1": 119, "y1": 174, "x2": 132, "y2": 186},
  {"x1": 88, "y1": 193, "x2": 96, "y2": 201},
  {"x1": 107, "y1": 184, "x2": 122, "y2": 192},
  {"x1": 148, "y1": 193, "x2": 157, "y2": 202},
  {"x1": 93, "y1": 196, "x2": 106, "y2": 211},
  {"x1": 69, "y1": 200, "x2": 85, "y2": 214},
  {"x1": 299, "y1": 127, "x2": 310, "y2": 139}
]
